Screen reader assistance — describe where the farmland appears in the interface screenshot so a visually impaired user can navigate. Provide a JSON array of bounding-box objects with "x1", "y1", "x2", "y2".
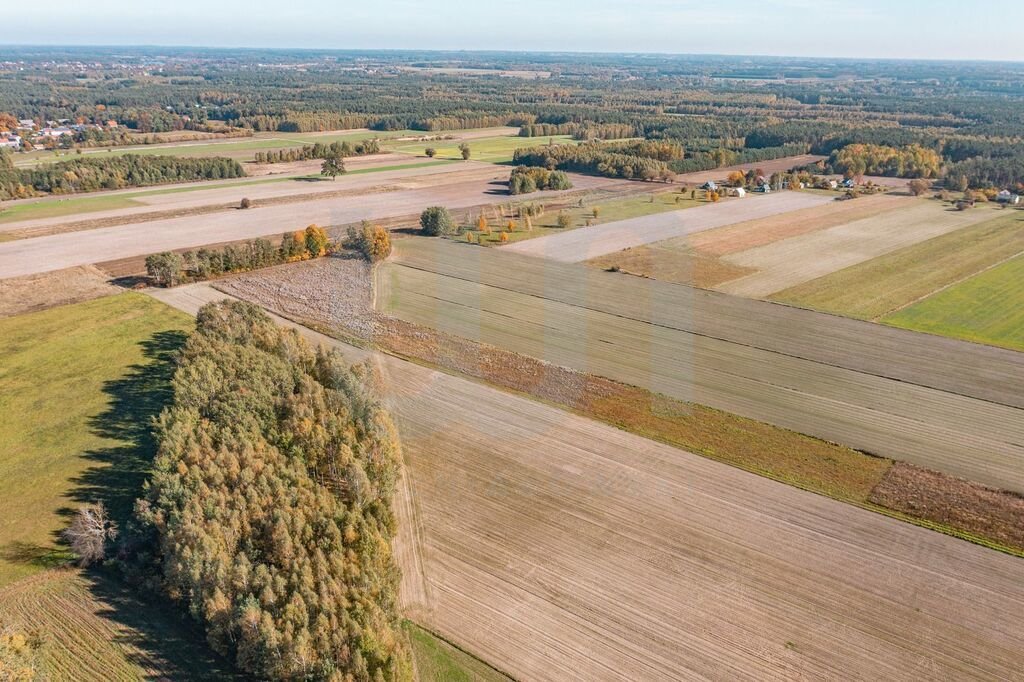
[
  {"x1": 383, "y1": 133, "x2": 576, "y2": 163},
  {"x1": 716, "y1": 199, "x2": 1004, "y2": 298},
  {"x1": 502, "y1": 191, "x2": 832, "y2": 261},
  {"x1": 773, "y1": 210, "x2": 1024, "y2": 320},
  {"x1": 380, "y1": 239, "x2": 1024, "y2": 493},
  {"x1": 883, "y1": 253, "x2": 1024, "y2": 351},
  {"x1": 147, "y1": 282, "x2": 1024, "y2": 681}
]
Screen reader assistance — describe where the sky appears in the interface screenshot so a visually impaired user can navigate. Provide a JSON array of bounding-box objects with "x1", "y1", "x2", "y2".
[{"x1": 7, "y1": 0, "x2": 1024, "y2": 62}]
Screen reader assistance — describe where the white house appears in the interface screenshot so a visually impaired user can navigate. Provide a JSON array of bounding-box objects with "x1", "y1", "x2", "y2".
[
  {"x1": 828, "y1": 179, "x2": 839, "y2": 189},
  {"x1": 996, "y1": 189, "x2": 1019, "y2": 204},
  {"x1": 732, "y1": 187, "x2": 746, "y2": 197}
]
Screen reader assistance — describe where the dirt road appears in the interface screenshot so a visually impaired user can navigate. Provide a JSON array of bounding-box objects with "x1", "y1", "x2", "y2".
[
  {"x1": 0, "y1": 170, "x2": 617, "y2": 280},
  {"x1": 148, "y1": 283, "x2": 1024, "y2": 681},
  {"x1": 502, "y1": 191, "x2": 832, "y2": 261},
  {"x1": 383, "y1": 240, "x2": 1024, "y2": 492}
]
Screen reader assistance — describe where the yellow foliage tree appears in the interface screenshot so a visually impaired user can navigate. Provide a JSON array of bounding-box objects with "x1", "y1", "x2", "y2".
[{"x1": 476, "y1": 214, "x2": 488, "y2": 233}]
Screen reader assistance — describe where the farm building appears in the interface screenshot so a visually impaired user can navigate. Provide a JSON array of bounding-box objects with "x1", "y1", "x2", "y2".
[
  {"x1": 702, "y1": 181, "x2": 718, "y2": 191},
  {"x1": 996, "y1": 190, "x2": 1020, "y2": 204},
  {"x1": 732, "y1": 187, "x2": 746, "y2": 197}
]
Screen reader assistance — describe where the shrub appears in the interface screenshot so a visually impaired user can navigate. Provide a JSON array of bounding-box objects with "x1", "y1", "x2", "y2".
[
  {"x1": 425, "y1": 147, "x2": 436, "y2": 157},
  {"x1": 419, "y1": 206, "x2": 456, "y2": 236},
  {"x1": 556, "y1": 212, "x2": 572, "y2": 229},
  {"x1": 239, "y1": 197, "x2": 252, "y2": 209}
]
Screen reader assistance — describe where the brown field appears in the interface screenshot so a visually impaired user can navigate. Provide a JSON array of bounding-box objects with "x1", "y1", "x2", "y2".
[
  {"x1": 717, "y1": 200, "x2": 1002, "y2": 298},
  {"x1": 501, "y1": 191, "x2": 832, "y2": 262},
  {"x1": 589, "y1": 246, "x2": 755, "y2": 288},
  {"x1": 382, "y1": 239, "x2": 1024, "y2": 492},
  {"x1": 148, "y1": 282, "x2": 1024, "y2": 681},
  {"x1": 686, "y1": 192, "x2": 913, "y2": 256},
  {"x1": 0, "y1": 266, "x2": 117, "y2": 318}
]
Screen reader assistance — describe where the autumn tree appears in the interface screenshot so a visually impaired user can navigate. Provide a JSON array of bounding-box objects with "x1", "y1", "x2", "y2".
[
  {"x1": 346, "y1": 222, "x2": 392, "y2": 262},
  {"x1": 304, "y1": 224, "x2": 330, "y2": 257},
  {"x1": 556, "y1": 212, "x2": 572, "y2": 229},
  {"x1": 908, "y1": 178, "x2": 931, "y2": 196},
  {"x1": 62, "y1": 503, "x2": 117, "y2": 567}
]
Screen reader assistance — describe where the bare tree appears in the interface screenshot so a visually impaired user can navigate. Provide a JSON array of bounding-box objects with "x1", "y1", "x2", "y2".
[{"x1": 62, "y1": 503, "x2": 117, "y2": 567}]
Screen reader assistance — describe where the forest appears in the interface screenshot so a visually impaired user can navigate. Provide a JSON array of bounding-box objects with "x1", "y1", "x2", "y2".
[
  {"x1": 3, "y1": 48, "x2": 1024, "y2": 188},
  {"x1": 127, "y1": 300, "x2": 410, "y2": 680}
]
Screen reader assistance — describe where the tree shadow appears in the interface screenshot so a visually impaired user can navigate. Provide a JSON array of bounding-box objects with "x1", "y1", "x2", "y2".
[{"x1": 60, "y1": 329, "x2": 239, "y2": 678}]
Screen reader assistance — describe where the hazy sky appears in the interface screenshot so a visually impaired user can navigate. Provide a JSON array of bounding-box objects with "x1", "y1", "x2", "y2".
[{"x1": 8, "y1": 0, "x2": 1024, "y2": 61}]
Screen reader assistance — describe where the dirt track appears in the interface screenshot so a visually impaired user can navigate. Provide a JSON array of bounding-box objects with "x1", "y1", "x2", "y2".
[
  {"x1": 384, "y1": 239, "x2": 1024, "y2": 492},
  {"x1": 501, "y1": 191, "x2": 832, "y2": 261},
  {"x1": 0, "y1": 169, "x2": 618, "y2": 280},
  {"x1": 148, "y1": 283, "x2": 1024, "y2": 681}
]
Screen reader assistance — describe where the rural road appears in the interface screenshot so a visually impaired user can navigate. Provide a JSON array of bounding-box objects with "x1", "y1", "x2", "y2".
[
  {"x1": 384, "y1": 240, "x2": 1024, "y2": 492},
  {"x1": 0, "y1": 169, "x2": 616, "y2": 279},
  {"x1": 147, "y1": 283, "x2": 1024, "y2": 681},
  {"x1": 502, "y1": 191, "x2": 833, "y2": 261}
]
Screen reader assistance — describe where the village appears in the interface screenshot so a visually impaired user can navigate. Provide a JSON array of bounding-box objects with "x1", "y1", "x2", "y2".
[{"x1": 0, "y1": 117, "x2": 119, "y2": 150}]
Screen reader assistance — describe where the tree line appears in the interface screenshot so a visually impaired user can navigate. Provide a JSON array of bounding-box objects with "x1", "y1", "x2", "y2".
[
  {"x1": 512, "y1": 142, "x2": 672, "y2": 181},
  {"x1": 126, "y1": 300, "x2": 410, "y2": 680},
  {"x1": 0, "y1": 153, "x2": 244, "y2": 200},
  {"x1": 253, "y1": 139, "x2": 381, "y2": 165}
]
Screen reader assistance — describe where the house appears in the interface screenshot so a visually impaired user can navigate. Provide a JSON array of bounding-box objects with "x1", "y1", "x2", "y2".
[
  {"x1": 755, "y1": 184, "x2": 771, "y2": 193},
  {"x1": 996, "y1": 189, "x2": 1020, "y2": 204},
  {"x1": 18, "y1": 119, "x2": 34, "y2": 129},
  {"x1": 0, "y1": 134, "x2": 22, "y2": 149},
  {"x1": 841, "y1": 178, "x2": 855, "y2": 188},
  {"x1": 701, "y1": 181, "x2": 718, "y2": 191},
  {"x1": 732, "y1": 187, "x2": 746, "y2": 198},
  {"x1": 828, "y1": 179, "x2": 839, "y2": 190}
]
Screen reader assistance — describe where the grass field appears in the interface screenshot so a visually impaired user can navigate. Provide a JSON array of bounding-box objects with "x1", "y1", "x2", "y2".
[
  {"x1": 405, "y1": 623, "x2": 511, "y2": 682},
  {"x1": 465, "y1": 190, "x2": 701, "y2": 245},
  {"x1": 0, "y1": 293, "x2": 192, "y2": 586},
  {"x1": 385, "y1": 134, "x2": 576, "y2": 163},
  {"x1": 772, "y1": 210, "x2": 1024, "y2": 320},
  {"x1": 883, "y1": 253, "x2": 1024, "y2": 351}
]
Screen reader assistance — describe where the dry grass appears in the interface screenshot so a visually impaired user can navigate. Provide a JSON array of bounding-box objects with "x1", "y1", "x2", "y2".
[
  {"x1": 0, "y1": 266, "x2": 117, "y2": 318},
  {"x1": 588, "y1": 244, "x2": 755, "y2": 288},
  {"x1": 869, "y1": 464, "x2": 1024, "y2": 552}
]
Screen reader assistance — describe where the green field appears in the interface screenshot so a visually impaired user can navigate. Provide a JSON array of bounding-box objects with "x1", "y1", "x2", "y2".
[
  {"x1": 385, "y1": 134, "x2": 576, "y2": 163},
  {"x1": 0, "y1": 293, "x2": 192, "y2": 586},
  {"x1": 772, "y1": 211, "x2": 1024, "y2": 319},
  {"x1": 883, "y1": 253, "x2": 1024, "y2": 351},
  {"x1": 464, "y1": 189, "x2": 701, "y2": 245}
]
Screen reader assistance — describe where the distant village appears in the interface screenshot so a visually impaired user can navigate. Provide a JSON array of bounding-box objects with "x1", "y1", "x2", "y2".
[{"x1": 0, "y1": 118, "x2": 119, "y2": 151}]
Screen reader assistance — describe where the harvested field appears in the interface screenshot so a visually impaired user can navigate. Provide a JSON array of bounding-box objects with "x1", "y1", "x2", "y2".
[
  {"x1": 868, "y1": 463, "x2": 1024, "y2": 552},
  {"x1": 384, "y1": 239, "x2": 1024, "y2": 492},
  {"x1": 686, "y1": 192, "x2": 912, "y2": 256},
  {"x1": 151, "y1": 283, "x2": 1024, "y2": 681},
  {"x1": 0, "y1": 170, "x2": 620, "y2": 280},
  {"x1": 884, "y1": 252, "x2": 1024, "y2": 351},
  {"x1": 502, "y1": 191, "x2": 832, "y2": 262},
  {"x1": 588, "y1": 243, "x2": 755, "y2": 288},
  {"x1": 717, "y1": 200, "x2": 1002, "y2": 298},
  {"x1": 772, "y1": 210, "x2": 1024, "y2": 319},
  {"x1": 0, "y1": 570, "x2": 232, "y2": 680},
  {"x1": 0, "y1": 265, "x2": 117, "y2": 318}
]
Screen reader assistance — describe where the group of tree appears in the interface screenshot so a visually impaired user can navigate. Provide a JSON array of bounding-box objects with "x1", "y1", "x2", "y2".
[
  {"x1": 145, "y1": 225, "x2": 332, "y2": 286},
  {"x1": 253, "y1": 139, "x2": 381, "y2": 165},
  {"x1": 828, "y1": 143, "x2": 942, "y2": 179},
  {"x1": 512, "y1": 142, "x2": 672, "y2": 181},
  {"x1": 125, "y1": 300, "x2": 410, "y2": 680},
  {"x1": 508, "y1": 166, "x2": 573, "y2": 194},
  {"x1": 0, "y1": 154, "x2": 244, "y2": 200},
  {"x1": 344, "y1": 222, "x2": 392, "y2": 262},
  {"x1": 518, "y1": 122, "x2": 636, "y2": 140}
]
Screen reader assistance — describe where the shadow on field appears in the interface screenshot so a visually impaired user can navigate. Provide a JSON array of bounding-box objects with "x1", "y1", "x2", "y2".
[
  {"x1": 67, "y1": 329, "x2": 187, "y2": 527},
  {"x1": 61, "y1": 329, "x2": 237, "y2": 678},
  {"x1": 82, "y1": 570, "x2": 239, "y2": 680}
]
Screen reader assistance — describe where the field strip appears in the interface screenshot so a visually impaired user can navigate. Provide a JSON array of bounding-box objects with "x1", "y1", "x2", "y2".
[
  {"x1": 393, "y1": 239, "x2": 1024, "y2": 411},
  {"x1": 500, "y1": 191, "x2": 833, "y2": 261},
  {"x1": 380, "y1": 262, "x2": 1024, "y2": 491},
  {"x1": 717, "y1": 201, "x2": 998, "y2": 298},
  {"x1": 147, "y1": 282, "x2": 1024, "y2": 681}
]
